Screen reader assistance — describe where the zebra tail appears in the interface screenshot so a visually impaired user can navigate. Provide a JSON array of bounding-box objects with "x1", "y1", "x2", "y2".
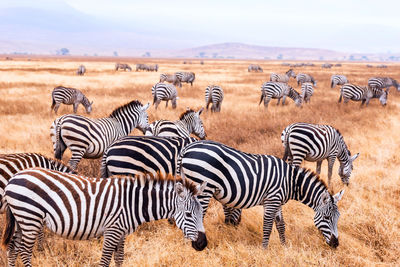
[
  {"x1": 2, "y1": 207, "x2": 16, "y2": 249},
  {"x1": 54, "y1": 120, "x2": 66, "y2": 160},
  {"x1": 51, "y1": 97, "x2": 56, "y2": 110},
  {"x1": 331, "y1": 80, "x2": 334, "y2": 88},
  {"x1": 283, "y1": 144, "x2": 290, "y2": 161},
  {"x1": 338, "y1": 88, "x2": 343, "y2": 103},
  {"x1": 259, "y1": 93, "x2": 265, "y2": 105},
  {"x1": 100, "y1": 154, "x2": 109, "y2": 178}
]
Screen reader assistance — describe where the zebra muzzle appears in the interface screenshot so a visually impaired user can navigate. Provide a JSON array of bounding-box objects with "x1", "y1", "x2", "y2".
[
  {"x1": 328, "y1": 235, "x2": 339, "y2": 248},
  {"x1": 191, "y1": 232, "x2": 207, "y2": 251}
]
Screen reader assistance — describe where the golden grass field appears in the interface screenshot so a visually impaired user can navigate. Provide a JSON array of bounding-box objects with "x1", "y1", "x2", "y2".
[{"x1": 0, "y1": 56, "x2": 399, "y2": 266}]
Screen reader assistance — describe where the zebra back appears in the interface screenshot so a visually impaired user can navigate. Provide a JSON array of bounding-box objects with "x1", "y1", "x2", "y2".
[{"x1": 205, "y1": 85, "x2": 224, "y2": 112}]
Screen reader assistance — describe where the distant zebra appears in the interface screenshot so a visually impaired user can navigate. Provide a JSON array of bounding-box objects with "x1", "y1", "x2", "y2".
[
  {"x1": 270, "y1": 69, "x2": 296, "y2": 83},
  {"x1": 366, "y1": 64, "x2": 373, "y2": 68},
  {"x1": 115, "y1": 63, "x2": 132, "y2": 71},
  {"x1": 147, "y1": 64, "x2": 158, "y2": 72},
  {"x1": 335, "y1": 63, "x2": 342, "y2": 67},
  {"x1": 321, "y1": 63, "x2": 333, "y2": 68},
  {"x1": 145, "y1": 108, "x2": 206, "y2": 140},
  {"x1": 368, "y1": 77, "x2": 400, "y2": 92},
  {"x1": 281, "y1": 122, "x2": 359, "y2": 187},
  {"x1": 259, "y1": 82, "x2": 302, "y2": 108},
  {"x1": 136, "y1": 63, "x2": 148, "y2": 71},
  {"x1": 76, "y1": 65, "x2": 86, "y2": 75},
  {"x1": 0, "y1": 153, "x2": 75, "y2": 251},
  {"x1": 205, "y1": 85, "x2": 224, "y2": 112},
  {"x1": 175, "y1": 72, "x2": 196, "y2": 86},
  {"x1": 300, "y1": 82, "x2": 314, "y2": 103},
  {"x1": 248, "y1": 64, "x2": 263, "y2": 72},
  {"x1": 2, "y1": 169, "x2": 207, "y2": 267},
  {"x1": 151, "y1": 83, "x2": 178, "y2": 109},
  {"x1": 376, "y1": 64, "x2": 387, "y2": 68},
  {"x1": 101, "y1": 136, "x2": 197, "y2": 178},
  {"x1": 177, "y1": 140, "x2": 344, "y2": 248},
  {"x1": 296, "y1": 73, "x2": 316, "y2": 86},
  {"x1": 338, "y1": 83, "x2": 388, "y2": 106},
  {"x1": 50, "y1": 100, "x2": 150, "y2": 170},
  {"x1": 159, "y1": 73, "x2": 182, "y2": 87},
  {"x1": 331, "y1": 75, "x2": 348, "y2": 89},
  {"x1": 51, "y1": 86, "x2": 93, "y2": 114}
]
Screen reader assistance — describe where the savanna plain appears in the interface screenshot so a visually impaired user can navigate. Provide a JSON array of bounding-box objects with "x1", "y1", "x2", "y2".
[{"x1": 0, "y1": 57, "x2": 399, "y2": 266}]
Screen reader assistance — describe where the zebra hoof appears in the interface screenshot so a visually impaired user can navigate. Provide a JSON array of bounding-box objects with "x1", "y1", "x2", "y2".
[{"x1": 191, "y1": 232, "x2": 207, "y2": 251}]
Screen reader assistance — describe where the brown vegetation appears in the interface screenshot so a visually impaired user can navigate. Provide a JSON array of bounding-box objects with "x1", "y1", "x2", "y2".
[{"x1": 0, "y1": 58, "x2": 399, "y2": 266}]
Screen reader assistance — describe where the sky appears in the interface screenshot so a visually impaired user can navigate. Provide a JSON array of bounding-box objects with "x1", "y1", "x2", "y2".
[{"x1": 2, "y1": 0, "x2": 400, "y2": 53}]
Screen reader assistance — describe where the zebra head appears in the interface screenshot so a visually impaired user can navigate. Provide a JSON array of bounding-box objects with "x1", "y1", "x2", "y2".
[
  {"x1": 174, "y1": 180, "x2": 207, "y2": 251},
  {"x1": 314, "y1": 190, "x2": 344, "y2": 248},
  {"x1": 193, "y1": 108, "x2": 206, "y2": 139},
  {"x1": 137, "y1": 102, "x2": 150, "y2": 133},
  {"x1": 338, "y1": 152, "x2": 359, "y2": 184},
  {"x1": 379, "y1": 90, "x2": 389, "y2": 106},
  {"x1": 87, "y1": 101, "x2": 94, "y2": 114},
  {"x1": 286, "y1": 69, "x2": 296, "y2": 78}
]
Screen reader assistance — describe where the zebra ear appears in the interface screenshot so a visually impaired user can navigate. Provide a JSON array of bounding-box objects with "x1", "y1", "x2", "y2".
[
  {"x1": 175, "y1": 182, "x2": 186, "y2": 198},
  {"x1": 320, "y1": 190, "x2": 330, "y2": 205},
  {"x1": 90, "y1": 101, "x2": 94, "y2": 105},
  {"x1": 333, "y1": 190, "x2": 344, "y2": 204},
  {"x1": 142, "y1": 103, "x2": 150, "y2": 111},
  {"x1": 351, "y1": 153, "x2": 360, "y2": 162},
  {"x1": 198, "y1": 107, "x2": 204, "y2": 115},
  {"x1": 195, "y1": 181, "x2": 207, "y2": 196}
]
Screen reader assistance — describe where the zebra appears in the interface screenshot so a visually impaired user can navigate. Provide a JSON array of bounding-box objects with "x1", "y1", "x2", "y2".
[
  {"x1": 366, "y1": 64, "x2": 373, "y2": 68},
  {"x1": 76, "y1": 65, "x2": 86, "y2": 75},
  {"x1": 151, "y1": 83, "x2": 178, "y2": 109},
  {"x1": 205, "y1": 85, "x2": 224, "y2": 112},
  {"x1": 51, "y1": 86, "x2": 93, "y2": 114},
  {"x1": 115, "y1": 63, "x2": 132, "y2": 71},
  {"x1": 259, "y1": 82, "x2": 302, "y2": 108},
  {"x1": 368, "y1": 77, "x2": 400, "y2": 92},
  {"x1": 338, "y1": 83, "x2": 388, "y2": 106},
  {"x1": 248, "y1": 64, "x2": 263, "y2": 72},
  {"x1": 177, "y1": 140, "x2": 345, "y2": 248},
  {"x1": 296, "y1": 73, "x2": 317, "y2": 86},
  {"x1": 300, "y1": 82, "x2": 314, "y2": 103},
  {"x1": 145, "y1": 108, "x2": 206, "y2": 140},
  {"x1": 159, "y1": 73, "x2": 182, "y2": 87},
  {"x1": 335, "y1": 63, "x2": 342, "y2": 67},
  {"x1": 270, "y1": 69, "x2": 296, "y2": 83},
  {"x1": 136, "y1": 63, "x2": 147, "y2": 71},
  {"x1": 331, "y1": 75, "x2": 348, "y2": 89},
  {"x1": 100, "y1": 136, "x2": 197, "y2": 178},
  {"x1": 50, "y1": 100, "x2": 150, "y2": 170},
  {"x1": 2, "y1": 169, "x2": 208, "y2": 267},
  {"x1": 281, "y1": 122, "x2": 359, "y2": 187},
  {"x1": 376, "y1": 64, "x2": 387, "y2": 68},
  {"x1": 147, "y1": 64, "x2": 158, "y2": 72},
  {"x1": 321, "y1": 63, "x2": 333, "y2": 68},
  {"x1": 175, "y1": 72, "x2": 196, "y2": 86}
]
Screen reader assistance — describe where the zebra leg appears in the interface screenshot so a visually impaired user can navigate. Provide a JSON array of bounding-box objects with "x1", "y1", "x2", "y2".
[
  {"x1": 7, "y1": 230, "x2": 22, "y2": 267},
  {"x1": 316, "y1": 160, "x2": 323, "y2": 174},
  {"x1": 262, "y1": 201, "x2": 280, "y2": 248},
  {"x1": 154, "y1": 100, "x2": 160, "y2": 110},
  {"x1": 282, "y1": 96, "x2": 287, "y2": 105},
  {"x1": 327, "y1": 157, "x2": 336, "y2": 188},
  {"x1": 68, "y1": 148, "x2": 86, "y2": 170},
  {"x1": 36, "y1": 226, "x2": 45, "y2": 251},
  {"x1": 263, "y1": 97, "x2": 271, "y2": 108},
  {"x1": 19, "y1": 229, "x2": 40, "y2": 267},
  {"x1": 223, "y1": 206, "x2": 242, "y2": 226},
  {"x1": 274, "y1": 207, "x2": 286, "y2": 245},
  {"x1": 113, "y1": 236, "x2": 126, "y2": 267},
  {"x1": 100, "y1": 228, "x2": 125, "y2": 267},
  {"x1": 165, "y1": 100, "x2": 169, "y2": 107},
  {"x1": 276, "y1": 98, "x2": 281, "y2": 105},
  {"x1": 365, "y1": 98, "x2": 371, "y2": 106},
  {"x1": 73, "y1": 103, "x2": 79, "y2": 113},
  {"x1": 361, "y1": 99, "x2": 366, "y2": 106},
  {"x1": 53, "y1": 103, "x2": 61, "y2": 114}
]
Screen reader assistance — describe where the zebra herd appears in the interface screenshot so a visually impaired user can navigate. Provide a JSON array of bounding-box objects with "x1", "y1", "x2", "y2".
[{"x1": 1, "y1": 61, "x2": 398, "y2": 266}]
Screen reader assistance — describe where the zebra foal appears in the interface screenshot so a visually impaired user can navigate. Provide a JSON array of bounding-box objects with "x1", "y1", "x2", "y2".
[
  {"x1": 51, "y1": 86, "x2": 93, "y2": 114},
  {"x1": 2, "y1": 169, "x2": 207, "y2": 267},
  {"x1": 205, "y1": 85, "x2": 224, "y2": 112}
]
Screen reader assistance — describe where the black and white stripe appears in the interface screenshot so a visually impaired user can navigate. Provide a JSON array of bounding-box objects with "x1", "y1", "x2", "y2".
[
  {"x1": 270, "y1": 69, "x2": 296, "y2": 83},
  {"x1": 296, "y1": 73, "x2": 316, "y2": 86},
  {"x1": 300, "y1": 82, "x2": 314, "y2": 103},
  {"x1": 2, "y1": 169, "x2": 207, "y2": 266},
  {"x1": 151, "y1": 83, "x2": 178, "y2": 109},
  {"x1": 338, "y1": 83, "x2": 388, "y2": 106},
  {"x1": 115, "y1": 63, "x2": 132, "y2": 71},
  {"x1": 50, "y1": 100, "x2": 150, "y2": 170},
  {"x1": 281, "y1": 122, "x2": 359, "y2": 186},
  {"x1": 76, "y1": 65, "x2": 86, "y2": 75},
  {"x1": 259, "y1": 82, "x2": 302, "y2": 108},
  {"x1": 145, "y1": 108, "x2": 206, "y2": 140},
  {"x1": 205, "y1": 85, "x2": 224, "y2": 112},
  {"x1": 177, "y1": 140, "x2": 344, "y2": 248},
  {"x1": 101, "y1": 136, "x2": 197, "y2": 178},
  {"x1": 368, "y1": 77, "x2": 400, "y2": 92},
  {"x1": 175, "y1": 72, "x2": 195, "y2": 86},
  {"x1": 159, "y1": 73, "x2": 182, "y2": 87},
  {"x1": 331, "y1": 75, "x2": 348, "y2": 88},
  {"x1": 51, "y1": 86, "x2": 93, "y2": 114}
]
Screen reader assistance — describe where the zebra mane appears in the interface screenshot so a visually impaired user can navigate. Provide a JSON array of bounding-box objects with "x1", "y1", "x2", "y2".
[
  {"x1": 109, "y1": 100, "x2": 143, "y2": 118},
  {"x1": 179, "y1": 109, "x2": 195, "y2": 120},
  {"x1": 298, "y1": 167, "x2": 329, "y2": 191},
  {"x1": 335, "y1": 129, "x2": 351, "y2": 155}
]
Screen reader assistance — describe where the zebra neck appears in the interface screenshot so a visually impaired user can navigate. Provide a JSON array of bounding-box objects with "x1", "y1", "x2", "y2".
[
  {"x1": 81, "y1": 96, "x2": 91, "y2": 108},
  {"x1": 287, "y1": 89, "x2": 299, "y2": 101},
  {"x1": 179, "y1": 117, "x2": 193, "y2": 133},
  {"x1": 113, "y1": 112, "x2": 137, "y2": 135},
  {"x1": 336, "y1": 139, "x2": 350, "y2": 163}
]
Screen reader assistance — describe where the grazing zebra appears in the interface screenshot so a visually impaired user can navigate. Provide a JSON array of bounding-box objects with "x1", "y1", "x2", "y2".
[
  {"x1": 205, "y1": 85, "x2": 224, "y2": 112},
  {"x1": 76, "y1": 65, "x2": 86, "y2": 75},
  {"x1": 335, "y1": 63, "x2": 342, "y2": 67},
  {"x1": 147, "y1": 64, "x2": 158, "y2": 72},
  {"x1": 177, "y1": 140, "x2": 344, "y2": 248},
  {"x1": 296, "y1": 73, "x2": 317, "y2": 86},
  {"x1": 136, "y1": 63, "x2": 147, "y2": 71},
  {"x1": 300, "y1": 82, "x2": 314, "y2": 103},
  {"x1": 338, "y1": 83, "x2": 388, "y2": 106},
  {"x1": 281, "y1": 122, "x2": 359, "y2": 187},
  {"x1": 368, "y1": 77, "x2": 400, "y2": 92},
  {"x1": 270, "y1": 69, "x2": 296, "y2": 83},
  {"x1": 248, "y1": 64, "x2": 263, "y2": 72},
  {"x1": 366, "y1": 64, "x2": 373, "y2": 68},
  {"x1": 2, "y1": 169, "x2": 208, "y2": 267},
  {"x1": 159, "y1": 73, "x2": 182, "y2": 87},
  {"x1": 331, "y1": 75, "x2": 348, "y2": 89},
  {"x1": 145, "y1": 108, "x2": 206, "y2": 140},
  {"x1": 321, "y1": 63, "x2": 333, "y2": 68},
  {"x1": 259, "y1": 82, "x2": 302, "y2": 108},
  {"x1": 50, "y1": 100, "x2": 150, "y2": 170},
  {"x1": 51, "y1": 86, "x2": 93, "y2": 114},
  {"x1": 151, "y1": 83, "x2": 178, "y2": 109},
  {"x1": 101, "y1": 136, "x2": 197, "y2": 178},
  {"x1": 376, "y1": 64, "x2": 387, "y2": 68},
  {"x1": 115, "y1": 63, "x2": 132, "y2": 71},
  {"x1": 175, "y1": 72, "x2": 196, "y2": 86}
]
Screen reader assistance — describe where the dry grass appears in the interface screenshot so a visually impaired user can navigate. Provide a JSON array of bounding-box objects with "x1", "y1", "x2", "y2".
[{"x1": 0, "y1": 57, "x2": 399, "y2": 266}]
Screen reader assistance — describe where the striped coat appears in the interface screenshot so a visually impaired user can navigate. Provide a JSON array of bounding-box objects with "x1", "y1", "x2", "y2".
[
  {"x1": 368, "y1": 77, "x2": 399, "y2": 92},
  {"x1": 151, "y1": 83, "x2": 178, "y2": 109},
  {"x1": 76, "y1": 65, "x2": 86, "y2": 75},
  {"x1": 115, "y1": 63, "x2": 132, "y2": 71},
  {"x1": 159, "y1": 73, "x2": 181, "y2": 87},
  {"x1": 270, "y1": 69, "x2": 296, "y2": 83},
  {"x1": 2, "y1": 169, "x2": 207, "y2": 266},
  {"x1": 175, "y1": 72, "x2": 195, "y2": 86},
  {"x1": 205, "y1": 85, "x2": 224, "y2": 112},
  {"x1": 50, "y1": 100, "x2": 150, "y2": 170},
  {"x1": 338, "y1": 83, "x2": 388, "y2": 106},
  {"x1": 300, "y1": 82, "x2": 314, "y2": 103},
  {"x1": 296, "y1": 73, "x2": 316, "y2": 86},
  {"x1": 331, "y1": 75, "x2": 348, "y2": 88},
  {"x1": 51, "y1": 86, "x2": 93, "y2": 114},
  {"x1": 259, "y1": 82, "x2": 302, "y2": 108}
]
